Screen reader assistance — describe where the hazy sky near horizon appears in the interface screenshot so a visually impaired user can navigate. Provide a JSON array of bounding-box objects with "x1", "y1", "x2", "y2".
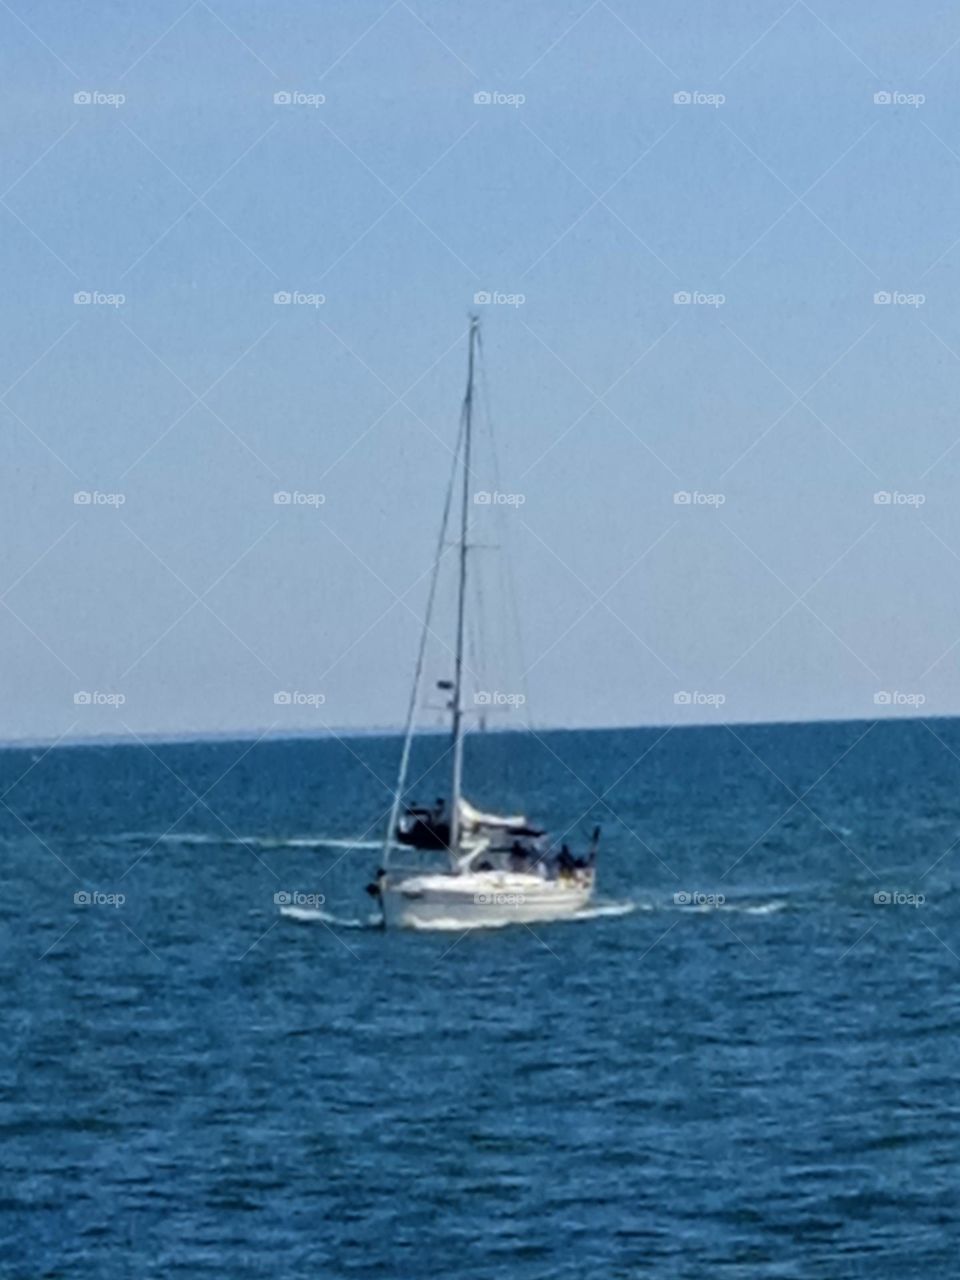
[{"x1": 4, "y1": 0, "x2": 960, "y2": 741}]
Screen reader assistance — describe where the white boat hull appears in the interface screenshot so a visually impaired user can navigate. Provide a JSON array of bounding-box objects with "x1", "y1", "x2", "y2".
[{"x1": 380, "y1": 869, "x2": 594, "y2": 930}]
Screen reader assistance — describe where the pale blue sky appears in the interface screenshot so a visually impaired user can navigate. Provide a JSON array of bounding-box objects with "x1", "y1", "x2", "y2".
[{"x1": 4, "y1": 0, "x2": 960, "y2": 740}]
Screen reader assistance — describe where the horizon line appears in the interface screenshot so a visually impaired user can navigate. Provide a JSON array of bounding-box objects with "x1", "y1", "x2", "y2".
[{"x1": 0, "y1": 711, "x2": 950, "y2": 751}]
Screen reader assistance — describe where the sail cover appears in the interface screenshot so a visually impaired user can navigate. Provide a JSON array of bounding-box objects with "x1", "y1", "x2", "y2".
[{"x1": 458, "y1": 797, "x2": 527, "y2": 831}]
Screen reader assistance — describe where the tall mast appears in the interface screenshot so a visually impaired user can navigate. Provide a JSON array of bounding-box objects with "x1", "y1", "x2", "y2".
[{"x1": 448, "y1": 315, "x2": 478, "y2": 854}]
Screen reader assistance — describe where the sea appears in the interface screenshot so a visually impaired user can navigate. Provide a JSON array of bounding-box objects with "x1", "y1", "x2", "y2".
[{"x1": 1, "y1": 718, "x2": 958, "y2": 1278}]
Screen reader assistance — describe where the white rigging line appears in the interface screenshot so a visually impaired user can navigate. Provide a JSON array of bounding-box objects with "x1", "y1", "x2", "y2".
[{"x1": 381, "y1": 412, "x2": 466, "y2": 867}]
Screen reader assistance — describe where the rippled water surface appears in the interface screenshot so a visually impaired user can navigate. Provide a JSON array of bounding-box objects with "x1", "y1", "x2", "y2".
[{"x1": 2, "y1": 721, "x2": 959, "y2": 1277}]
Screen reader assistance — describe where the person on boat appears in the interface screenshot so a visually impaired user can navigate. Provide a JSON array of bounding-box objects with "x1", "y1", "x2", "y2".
[
  {"x1": 572, "y1": 853, "x2": 592, "y2": 884},
  {"x1": 556, "y1": 845, "x2": 576, "y2": 881},
  {"x1": 509, "y1": 840, "x2": 528, "y2": 872},
  {"x1": 431, "y1": 797, "x2": 446, "y2": 825},
  {"x1": 365, "y1": 868, "x2": 386, "y2": 898}
]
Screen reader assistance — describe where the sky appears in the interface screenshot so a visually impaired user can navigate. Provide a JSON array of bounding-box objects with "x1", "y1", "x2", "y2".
[{"x1": 3, "y1": 0, "x2": 960, "y2": 741}]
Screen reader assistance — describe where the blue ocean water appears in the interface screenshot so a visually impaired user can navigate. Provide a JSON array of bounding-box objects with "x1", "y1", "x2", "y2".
[{"x1": 2, "y1": 719, "x2": 958, "y2": 1278}]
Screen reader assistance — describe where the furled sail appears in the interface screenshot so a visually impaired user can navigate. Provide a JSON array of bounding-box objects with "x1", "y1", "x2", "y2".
[{"x1": 458, "y1": 797, "x2": 527, "y2": 831}]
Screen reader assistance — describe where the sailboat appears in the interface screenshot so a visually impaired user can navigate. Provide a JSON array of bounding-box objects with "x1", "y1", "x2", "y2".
[{"x1": 366, "y1": 316, "x2": 600, "y2": 930}]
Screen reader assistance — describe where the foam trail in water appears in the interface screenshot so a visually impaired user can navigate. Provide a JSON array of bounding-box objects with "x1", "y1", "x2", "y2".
[
  {"x1": 280, "y1": 906, "x2": 381, "y2": 929},
  {"x1": 281, "y1": 900, "x2": 637, "y2": 933},
  {"x1": 572, "y1": 900, "x2": 637, "y2": 921},
  {"x1": 377, "y1": 901, "x2": 639, "y2": 933},
  {"x1": 668, "y1": 897, "x2": 790, "y2": 915},
  {"x1": 729, "y1": 900, "x2": 789, "y2": 915},
  {"x1": 109, "y1": 832, "x2": 387, "y2": 852},
  {"x1": 265, "y1": 837, "x2": 385, "y2": 851},
  {"x1": 398, "y1": 902, "x2": 637, "y2": 931}
]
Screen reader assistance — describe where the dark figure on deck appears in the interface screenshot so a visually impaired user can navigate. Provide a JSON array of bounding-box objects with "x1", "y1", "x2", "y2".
[
  {"x1": 509, "y1": 841, "x2": 528, "y2": 872},
  {"x1": 556, "y1": 845, "x2": 576, "y2": 877}
]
